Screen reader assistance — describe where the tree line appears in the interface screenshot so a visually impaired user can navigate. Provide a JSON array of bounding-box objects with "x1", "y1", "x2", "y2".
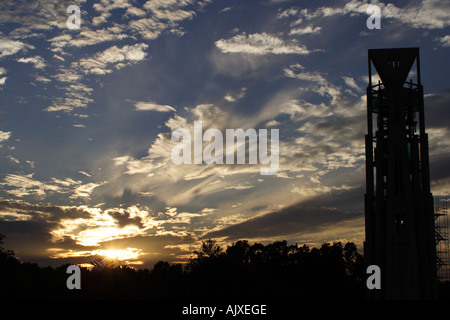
[{"x1": 1, "y1": 234, "x2": 449, "y2": 299}]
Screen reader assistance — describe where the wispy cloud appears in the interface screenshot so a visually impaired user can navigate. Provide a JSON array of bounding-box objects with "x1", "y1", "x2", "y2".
[
  {"x1": 1, "y1": 173, "x2": 104, "y2": 200},
  {"x1": 70, "y1": 182, "x2": 107, "y2": 199},
  {"x1": 132, "y1": 101, "x2": 176, "y2": 112},
  {"x1": 1, "y1": 173, "x2": 61, "y2": 198},
  {"x1": 215, "y1": 32, "x2": 310, "y2": 55},
  {"x1": 282, "y1": 0, "x2": 450, "y2": 30},
  {"x1": 284, "y1": 64, "x2": 328, "y2": 86},
  {"x1": 224, "y1": 87, "x2": 247, "y2": 102},
  {"x1": 289, "y1": 26, "x2": 321, "y2": 36},
  {"x1": 342, "y1": 76, "x2": 360, "y2": 91}
]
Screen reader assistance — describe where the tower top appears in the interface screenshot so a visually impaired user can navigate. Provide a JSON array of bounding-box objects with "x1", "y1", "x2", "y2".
[{"x1": 368, "y1": 47, "x2": 420, "y2": 89}]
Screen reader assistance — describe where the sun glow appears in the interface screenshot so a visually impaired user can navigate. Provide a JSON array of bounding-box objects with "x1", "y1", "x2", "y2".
[
  {"x1": 49, "y1": 205, "x2": 161, "y2": 247},
  {"x1": 92, "y1": 248, "x2": 142, "y2": 261}
]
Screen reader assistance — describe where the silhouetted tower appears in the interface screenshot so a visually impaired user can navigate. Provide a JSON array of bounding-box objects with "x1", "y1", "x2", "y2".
[{"x1": 364, "y1": 48, "x2": 437, "y2": 299}]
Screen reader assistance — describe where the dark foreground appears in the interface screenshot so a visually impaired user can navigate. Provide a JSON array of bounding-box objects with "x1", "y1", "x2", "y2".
[{"x1": 1, "y1": 236, "x2": 449, "y2": 301}]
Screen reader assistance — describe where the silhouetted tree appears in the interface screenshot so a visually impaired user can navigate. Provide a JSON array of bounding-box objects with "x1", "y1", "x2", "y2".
[
  {"x1": 195, "y1": 238, "x2": 223, "y2": 259},
  {"x1": 187, "y1": 239, "x2": 223, "y2": 272},
  {"x1": 90, "y1": 257, "x2": 115, "y2": 271},
  {"x1": 226, "y1": 240, "x2": 250, "y2": 265},
  {"x1": 9, "y1": 236, "x2": 443, "y2": 300},
  {"x1": 343, "y1": 242, "x2": 365, "y2": 282},
  {"x1": 0, "y1": 234, "x2": 18, "y2": 266}
]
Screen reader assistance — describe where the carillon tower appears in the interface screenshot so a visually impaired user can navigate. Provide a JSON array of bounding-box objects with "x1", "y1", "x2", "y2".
[{"x1": 364, "y1": 48, "x2": 437, "y2": 299}]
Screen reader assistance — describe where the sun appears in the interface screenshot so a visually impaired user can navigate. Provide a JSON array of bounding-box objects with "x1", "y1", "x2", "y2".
[{"x1": 92, "y1": 248, "x2": 142, "y2": 261}]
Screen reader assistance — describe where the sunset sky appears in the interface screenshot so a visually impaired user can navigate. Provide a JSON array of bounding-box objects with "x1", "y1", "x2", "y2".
[{"x1": 1, "y1": 0, "x2": 449, "y2": 269}]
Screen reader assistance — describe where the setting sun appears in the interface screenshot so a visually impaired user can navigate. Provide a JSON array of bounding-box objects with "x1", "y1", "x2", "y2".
[{"x1": 92, "y1": 248, "x2": 142, "y2": 261}]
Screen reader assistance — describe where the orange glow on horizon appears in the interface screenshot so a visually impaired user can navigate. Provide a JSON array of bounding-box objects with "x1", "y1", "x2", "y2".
[{"x1": 92, "y1": 248, "x2": 143, "y2": 261}]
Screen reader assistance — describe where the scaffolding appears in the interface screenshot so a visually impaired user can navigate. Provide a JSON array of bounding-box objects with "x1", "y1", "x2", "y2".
[{"x1": 435, "y1": 196, "x2": 449, "y2": 281}]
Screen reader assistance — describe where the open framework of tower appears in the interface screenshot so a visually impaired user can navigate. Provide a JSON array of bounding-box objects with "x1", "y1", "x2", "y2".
[{"x1": 364, "y1": 48, "x2": 437, "y2": 299}]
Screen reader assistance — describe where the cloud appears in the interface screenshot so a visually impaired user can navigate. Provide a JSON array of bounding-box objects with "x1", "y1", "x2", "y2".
[
  {"x1": 225, "y1": 184, "x2": 254, "y2": 190},
  {"x1": 283, "y1": 64, "x2": 330, "y2": 88},
  {"x1": 50, "y1": 26, "x2": 129, "y2": 51},
  {"x1": 0, "y1": 198, "x2": 209, "y2": 267},
  {"x1": 111, "y1": 103, "x2": 289, "y2": 208},
  {"x1": 380, "y1": 0, "x2": 450, "y2": 29},
  {"x1": 49, "y1": 205, "x2": 157, "y2": 246},
  {"x1": 0, "y1": 200, "x2": 157, "y2": 263},
  {"x1": 220, "y1": 7, "x2": 233, "y2": 13},
  {"x1": 45, "y1": 82, "x2": 94, "y2": 112},
  {"x1": 126, "y1": 6, "x2": 147, "y2": 17},
  {"x1": 44, "y1": 104, "x2": 75, "y2": 113},
  {"x1": 437, "y1": 35, "x2": 450, "y2": 47},
  {"x1": 78, "y1": 171, "x2": 92, "y2": 177},
  {"x1": 34, "y1": 75, "x2": 51, "y2": 83},
  {"x1": 132, "y1": 101, "x2": 176, "y2": 112},
  {"x1": 0, "y1": 67, "x2": 6, "y2": 86},
  {"x1": 285, "y1": 0, "x2": 450, "y2": 30},
  {"x1": 266, "y1": 120, "x2": 280, "y2": 127},
  {"x1": 425, "y1": 89, "x2": 450, "y2": 130},
  {"x1": 0, "y1": 131, "x2": 11, "y2": 143},
  {"x1": 17, "y1": 56, "x2": 46, "y2": 69},
  {"x1": 47, "y1": 247, "x2": 143, "y2": 263},
  {"x1": 1, "y1": 173, "x2": 61, "y2": 197},
  {"x1": 0, "y1": 0, "x2": 84, "y2": 39},
  {"x1": 0, "y1": 39, "x2": 26, "y2": 58},
  {"x1": 26, "y1": 161, "x2": 35, "y2": 168},
  {"x1": 422, "y1": 90, "x2": 450, "y2": 196},
  {"x1": 277, "y1": 7, "x2": 299, "y2": 19},
  {"x1": 224, "y1": 87, "x2": 247, "y2": 102},
  {"x1": 6, "y1": 155, "x2": 20, "y2": 164},
  {"x1": 77, "y1": 43, "x2": 149, "y2": 75},
  {"x1": 8, "y1": 0, "x2": 214, "y2": 117},
  {"x1": 342, "y1": 76, "x2": 360, "y2": 91},
  {"x1": 142, "y1": 0, "x2": 196, "y2": 22},
  {"x1": 113, "y1": 155, "x2": 132, "y2": 166},
  {"x1": 70, "y1": 182, "x2": 107, "y2": 199},
  {"x1": 0, "y1": 198, "x2": 203, "y2": 267},
  {"x1": 203, "y1": 187, "x2": 363, "y2": 241},
  {"x1": 46, "y1": 36, "x2": 148, "y2": 114},
  {"x1": 127, "y1": 17, "x2": 167, "y2": 40},
  {"x1": 289, "y1": 26, "x2": 322, "y2": 36},
  {"x1": 215, "y1": 32, "x2": 310, "y2": 55},
  {"x1": 93, "y1": 0, "x2": 131, "y2": 13},
  {"x1": 110, "y1": 82, "x2": 366, "y2": 213},
  {"x1": 0, "y1": 173, "x2": 105, "y2": 200}
]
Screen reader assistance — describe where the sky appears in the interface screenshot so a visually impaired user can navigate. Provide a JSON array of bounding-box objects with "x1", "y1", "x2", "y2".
[{"x1": 0, "y1": 0, "x2": 449, "y2": 269}]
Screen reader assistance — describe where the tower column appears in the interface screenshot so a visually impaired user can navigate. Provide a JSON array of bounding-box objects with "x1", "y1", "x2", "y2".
[{"x1": 364, "y1": 48, "x2": 437, "y2": 299}]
